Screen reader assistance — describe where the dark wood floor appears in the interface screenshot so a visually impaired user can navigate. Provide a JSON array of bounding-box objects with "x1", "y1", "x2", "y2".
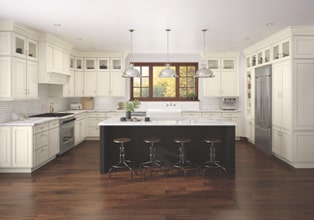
[{"x1": 1, "y1": 141, "x2": 314, "y2": 220}]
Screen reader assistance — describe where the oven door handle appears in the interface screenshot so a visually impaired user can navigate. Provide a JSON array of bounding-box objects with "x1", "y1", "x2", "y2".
[{"x1": 61, "y1": 118, "x2": 76, "y2": 125}]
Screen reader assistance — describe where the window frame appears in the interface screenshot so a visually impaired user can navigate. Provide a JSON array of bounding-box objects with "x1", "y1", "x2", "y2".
[{"x1": 130, "y1": 62, "x2": 199, "y2": 101}]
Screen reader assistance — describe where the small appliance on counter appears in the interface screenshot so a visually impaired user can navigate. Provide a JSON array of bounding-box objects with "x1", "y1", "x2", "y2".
[
  {"x1": 70, "y1": 103, "x2": 82, "y2": 110},
  {"x1": 221, "y1": 97, "x2": 238, "y2": 110}
]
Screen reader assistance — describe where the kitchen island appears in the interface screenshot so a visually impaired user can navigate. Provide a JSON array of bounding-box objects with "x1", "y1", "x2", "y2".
[{"x1": 99, "y1": 117, "x2": 236, "y2": 175}]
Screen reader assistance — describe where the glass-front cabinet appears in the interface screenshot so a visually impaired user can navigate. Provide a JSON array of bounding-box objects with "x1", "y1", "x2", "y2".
[
  {"x1": 110, "y1": 58, "x2": 123, "y2": 71},
  {"x1": 222, "y1": 58, "x2": 235, "y2": 70},
  {"x1": 12, "y1": 33, "x2": 38, "y2": 61},
  {"x1": 98, "y1": 58, "x2": 109, "y2": 71},
  {"x1": 207, "y1": 58, "x2": 220, "y2": 70},
  {"x1": 272, "y1": 39, "x2": 290, "y2": 61},
  {"x1": 75, "y1": 57, "x2": 83, "y2": 70},
  {"x1": 84, "y1": 58, "x2": 96, "y2": 71}
]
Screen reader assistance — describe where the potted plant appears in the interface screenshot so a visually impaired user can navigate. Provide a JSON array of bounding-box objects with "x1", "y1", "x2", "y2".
[
  {"x1": 188, "y1": 92, "x2": 197, "y2": 100},
  {"x1": 124, "y1": 99, "x2": 140, "y2": 119}
]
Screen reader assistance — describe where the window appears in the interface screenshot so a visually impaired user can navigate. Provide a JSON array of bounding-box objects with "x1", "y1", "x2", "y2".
[{"x1": 130, "y1": 63, "x2": 198, "y2": 101}]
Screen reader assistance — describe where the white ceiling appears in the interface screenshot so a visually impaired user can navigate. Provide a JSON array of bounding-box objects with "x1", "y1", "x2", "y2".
[{"x1": 1, "y1": 0, "x2": 314, "y2": 54}]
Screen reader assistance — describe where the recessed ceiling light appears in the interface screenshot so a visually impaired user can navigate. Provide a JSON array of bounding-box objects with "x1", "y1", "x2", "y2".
[
  {"x1": 266, "y1": 23, "x2": 274, "y2": 26},
  {"x1": 76, "y1": 37, "x2": 83, "y2": 41},
  {"x1": 244, "y1": 37, "x2": 250, "y2": 41},
  {"x1": 53, "y1": 24, "x2": 62, "y2": 27}
]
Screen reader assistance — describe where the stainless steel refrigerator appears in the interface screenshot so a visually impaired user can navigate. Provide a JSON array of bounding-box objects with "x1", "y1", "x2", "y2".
[{"x1": 255, "y1": 65, "x2": 272, "y2": 154}]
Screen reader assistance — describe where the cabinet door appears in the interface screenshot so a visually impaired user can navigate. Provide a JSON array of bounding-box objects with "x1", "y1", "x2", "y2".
[
  {"x1": 272, "y1": 127, "x2": 281, "y2": 156},
  {"x1": 80, "y1": 118, "x2": 88, "y2": 140},
  {"x1": 281, "y1": 129, "x2": 292, "y2": 161},
  {"x1": 281, "y1": 61, "x2": 291, "y2": 130},
  {"x1": 12, "y1": 57, "x2": 27, "y2": 98},
  {"x1": 0, "y1": 32, "x2": 11, "y2": 55},
  {"x1": 27, "y1": 39, "x2": 38, "y2": 61},
  {"x1": 74, "y1": 71, "x2": 84, "y2": 96},
  {"x1": 203, "y1": 70, "x2": 220, "y2": 96},
  {"x1": 74, "y1": 120, "x2": 81, "y2": 145},
  {"x1": 110, "y1": 71, "x2": 125, "y2": 96},
  {"x1": 97, "y1": 71, "x2": 110, "y2": 96},
  {"x1": 221, "y1": 71, "x2": 238, "y2": 96},
  {"x1": 11, "y1": 127, "x2": 33, "y2": 167},
  {"x1": 26, "y1": 61, "x2": 38, "y2": 98},
  {"x1": 0, "y1": 57, "x2": 11, "y2": 97},
  {"x1": 49, "y1": 127, "x2": 60, "y2": 157},
  {"x1": 84, "y1": 71, "x2": 97, "y2": 96},
  {"x1": 0, "y1": 127, "x2": 11, "y2": 167},
  {"x1": 12, "y1": 33, "x2": 26, "y2": 59},
  {"x1": 272, "y1": 63, "x2": 283, "y2": 127}
]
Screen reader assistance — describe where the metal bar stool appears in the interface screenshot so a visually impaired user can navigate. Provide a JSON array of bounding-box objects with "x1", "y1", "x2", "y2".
[
  {"x1": 202, "y1": 138, "x2": 226, "y2": 176},
  {"x1": 140, "y1": 138, "x2": 162, "y2": 179},
  {"x1": 109, "y1": 138, "x2": 133, "y2": 179},
  {"x1": 173, "y1": 138, "x2": 193, "y2": 176}
]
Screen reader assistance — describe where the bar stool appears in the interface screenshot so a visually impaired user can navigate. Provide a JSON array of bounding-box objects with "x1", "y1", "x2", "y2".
[
  {"x1": 109, "y1": 138, "x2": 133, "y2": 179},
  {"x1": 202, "y1": 138, "x2": 226, "y2": 176},
  {"x1": 173, "y1": 138, "x2": 193, "y2": 176},
  {"x1": 140, "y1": 138, "x2": 162, "y2": 179}
]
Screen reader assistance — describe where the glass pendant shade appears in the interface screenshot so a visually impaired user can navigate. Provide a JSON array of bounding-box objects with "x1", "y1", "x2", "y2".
[
  {"x1": 195, "y1": 29, "x2": 214, "y2": 78},
  {"x1": 122, "y1": 29, "x2": 141, "y2": 78},
  {"x1": 159, "y1": 29, "x2": 178, "y2": 78},
  {"x1": 122, "y1": 63, "x2": 140, "y2": 78}
]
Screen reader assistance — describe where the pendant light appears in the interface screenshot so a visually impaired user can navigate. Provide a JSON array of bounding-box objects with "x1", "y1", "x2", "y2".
[
  {"x1": 122, "y1": 29, "x2": 140, "y2": 78},
  {"x1": 159, "y1": 29, "x2": 178, "y2": 78},
  {"x1": 195, "y1": 29, "x2": 214, "y2": 78}
]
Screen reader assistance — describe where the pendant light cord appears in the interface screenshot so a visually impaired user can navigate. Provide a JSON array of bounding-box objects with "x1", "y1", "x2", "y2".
[
  {"x1": 129, "y1": 29, "x2": 134, "y2": 64},
  {"x1": 165, "y1": 29, "x2": 171, "y2": 64},
  {"x1": 202, "y1": 29, "x2": 207, "y2": 64}
]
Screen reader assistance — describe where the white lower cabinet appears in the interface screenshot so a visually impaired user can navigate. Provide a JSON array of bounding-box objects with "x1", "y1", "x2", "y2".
[
  {"x1": 87, "y1": 112, "x2": 106, "y2": 138},
  {"x1": 0, "y1": 120, "x2": 60, "y2": 173},
  {"x1": 74, "y1": 113, "x2": 87, "y2": 145},
  {"x1": 272, "y1": 127, "x2": 292, "y2": 163},
  {"x1": 48, "y1": 120, "x2": 60, "y2": 157}
]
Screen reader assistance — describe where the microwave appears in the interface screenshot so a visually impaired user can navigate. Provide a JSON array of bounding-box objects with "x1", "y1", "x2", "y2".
[{"x1": 221, "y1": 97, "x2": 238, "y2": 110}]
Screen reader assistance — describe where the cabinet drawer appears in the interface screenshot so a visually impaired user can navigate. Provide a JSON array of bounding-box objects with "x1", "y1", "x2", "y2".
[
  {"x1": 49, "y1": 120, "x2": 59, "y2": 129},
  {"x1": 89, "y1": 112, "x2": 106, "y2": 118},
  {"x1": 34, "y1": 123, "x2": 48, "y2": 134},
  {"x1": 221, "y1": 112, "x2": 239, "y2": 118},
  {"x1": 34, "y1": 131, "x2": 49, "y2": 150},
  {"x1": 202, "y1": 112, "x2": 222, "y2": 118},
  {"x1": 89, "y1": 118, "x2": 104, "y2": 127},
  {"x1": 182, "y1": 112, "x2": 201, "y2": 118},
  {"x1": 34, "y1": 145, "x2": 49, "y2": 167}
]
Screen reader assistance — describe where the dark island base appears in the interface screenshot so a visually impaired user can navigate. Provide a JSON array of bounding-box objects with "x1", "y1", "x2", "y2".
[{"x1": 100, "y1": 126, "x2": 235, "y2": 175}]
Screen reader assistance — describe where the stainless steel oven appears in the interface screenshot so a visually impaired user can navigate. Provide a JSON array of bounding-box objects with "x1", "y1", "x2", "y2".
[
  {"x1": 59, "y1": 116, "x2": 75, "y2": 155},
  {"x1": 30, "y1": 112, "x2": 76, "y2": 155}
]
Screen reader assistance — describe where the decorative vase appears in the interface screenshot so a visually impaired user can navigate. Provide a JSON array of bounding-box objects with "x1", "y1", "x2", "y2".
[{"x1": 126, "y1": 111, "x2": 131, "y2": 120}]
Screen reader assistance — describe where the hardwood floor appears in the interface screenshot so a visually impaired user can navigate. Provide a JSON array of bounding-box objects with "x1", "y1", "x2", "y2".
[{"x1": 1, "y1": 140, "x2": 314, "y2": 220}]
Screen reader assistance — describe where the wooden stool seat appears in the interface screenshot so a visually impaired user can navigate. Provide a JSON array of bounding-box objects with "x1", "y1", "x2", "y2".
[
  {"x1": 113, "y1": 138, "x2": 131, "y2": 144},
  {"x1": 204, "y1": 138, "x2": 222, "y2": 144},
  {"x1": 174, "y1": 138, "x2": 191, "y2": 144},
  {"x1": 144, "y1": 138, "x2": 160, "y2": 144}
]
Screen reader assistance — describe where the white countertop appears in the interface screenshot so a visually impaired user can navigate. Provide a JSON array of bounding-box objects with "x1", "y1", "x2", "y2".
[
  {"x1": 0, "y1": 117, "x2": 58, "y2": 126},
  {"x1": 99, "y1": 117, "x2": 236, "y2": 126}
]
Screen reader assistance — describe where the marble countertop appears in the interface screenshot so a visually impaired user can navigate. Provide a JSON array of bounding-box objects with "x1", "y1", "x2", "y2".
[
  {"x1": 99, "y1": 117, "x2": 236, "y2": 126},
  {"x1": 0, "y1": 117, "x2": 58, "y2": 126}
]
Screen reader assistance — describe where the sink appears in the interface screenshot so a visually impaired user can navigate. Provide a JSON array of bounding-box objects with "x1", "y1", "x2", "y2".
[{"x1": 147, "y1": 109, "x2": 182, "y2": 119}]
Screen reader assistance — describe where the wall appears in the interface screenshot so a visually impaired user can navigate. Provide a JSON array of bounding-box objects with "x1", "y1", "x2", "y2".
[{"x1": 0, "y1": 85, "x2": 70, "y2": 123}]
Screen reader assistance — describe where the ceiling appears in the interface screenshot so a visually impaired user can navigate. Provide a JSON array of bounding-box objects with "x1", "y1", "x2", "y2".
[{"x1": 1, "y1": 0, "x2": 314, "y2": 54}]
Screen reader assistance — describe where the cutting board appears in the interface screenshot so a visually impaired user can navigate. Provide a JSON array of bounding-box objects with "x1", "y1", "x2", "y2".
[{"x1": 81, "y1": 97, "x2": 94, "y2": 110}]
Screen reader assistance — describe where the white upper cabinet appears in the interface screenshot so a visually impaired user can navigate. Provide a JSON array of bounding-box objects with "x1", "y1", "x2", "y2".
[
  {"x1": 110, "y1": 58, "x2": 123, "y2": 71},
  {"x1": 272, "y1": 39, "x2": 290, "y2": 62},
  {"x1": 203, "y1": 55, "x2": 238, "y2": 97},
  {"x1": 97, "y1": 58, "x2": 109, "y2": 71},
  {"x1": 84, "y1": 58, "x2": 96, "y2": 71},
  {"x1": 0, "y1": 32, "x2": 11, "y2": 55}
]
